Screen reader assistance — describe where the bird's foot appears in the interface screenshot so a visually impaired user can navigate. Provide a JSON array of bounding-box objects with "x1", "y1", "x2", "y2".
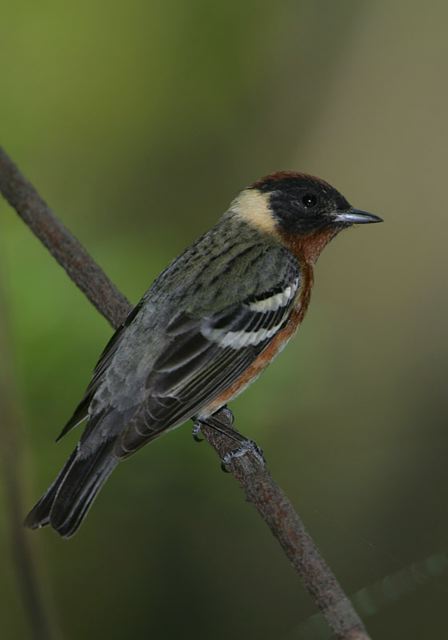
[
  {"x1": 192, "y1": 420, "x2": 204, "y2": 442},
  {"x1": 221, "y1": 439, "x2": 265, "y2": 472},
  {"x1": 192, "y1": 407, "x2": 264, "y2": 472},
  {"x1": 217, "y1": 405, "x2": 234, "y2": 426}
]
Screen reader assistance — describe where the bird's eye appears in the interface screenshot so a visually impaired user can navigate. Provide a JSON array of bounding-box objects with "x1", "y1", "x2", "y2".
[{"x1": 301, "y1": 193, "x2": 317, "y2": 208}]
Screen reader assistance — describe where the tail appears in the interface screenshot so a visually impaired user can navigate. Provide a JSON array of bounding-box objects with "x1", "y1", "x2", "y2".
[{"x1": 24, "y1": 441, "x2": 118, "y2": 538}]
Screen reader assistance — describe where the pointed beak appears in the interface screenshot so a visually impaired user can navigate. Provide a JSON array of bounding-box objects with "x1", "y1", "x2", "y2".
[{"x1": 333, "y1": 208, "x2": 383, "y2": 225}]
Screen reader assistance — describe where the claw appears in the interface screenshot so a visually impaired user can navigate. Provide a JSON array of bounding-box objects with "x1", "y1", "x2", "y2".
[
  {"x1": 192, "y1": 421, "x2": 204, "y2": 443},
  {"x1": 219, "y1": 406, "x2": 235, "y2": 426}
]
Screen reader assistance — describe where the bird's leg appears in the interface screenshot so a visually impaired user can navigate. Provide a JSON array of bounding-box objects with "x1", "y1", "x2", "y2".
[
  {"x1": 192, "y1": 405, "x2": 233, "y2": 442},
  {"x1": 197, "y1": 406, "x2": 265, "y2": 471}
]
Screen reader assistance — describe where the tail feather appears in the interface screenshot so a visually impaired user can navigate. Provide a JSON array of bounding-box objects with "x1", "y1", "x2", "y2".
[
  {"x1": 25, "y1": 441, "x2": 118, "y2": 538},
  {"x1": 24, "y1": 448, "x2": 79, "y2": 530}
]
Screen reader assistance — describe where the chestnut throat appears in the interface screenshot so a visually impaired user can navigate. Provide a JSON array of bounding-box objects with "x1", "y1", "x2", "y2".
[{"x1": 281, "y1": 226, "x2": 342, "y2": 265}]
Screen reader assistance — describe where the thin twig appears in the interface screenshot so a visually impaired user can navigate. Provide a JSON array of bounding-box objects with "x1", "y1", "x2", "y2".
[
  {"x1": 0, "y1": 147, "x2": 371, "y2": 640},
  {"x1": 0, "y1": 150, "x2": 130, "y2": 327},
  {"x1": 295, "y1": 551, "x2": 448, "y2": 639}
]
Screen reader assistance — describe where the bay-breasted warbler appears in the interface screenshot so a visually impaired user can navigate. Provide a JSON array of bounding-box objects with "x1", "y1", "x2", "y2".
[{"x1": 25, "y1": 171, "x2": 382, "y2": 537}]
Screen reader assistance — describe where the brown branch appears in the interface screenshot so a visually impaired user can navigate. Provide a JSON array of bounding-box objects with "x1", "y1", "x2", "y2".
[
  {"x1": 0, "y1": 151, "x2": 130, "y2": 327},
  {"x1": 0, "y1": 147, "x2": 371, "y2": 640}
]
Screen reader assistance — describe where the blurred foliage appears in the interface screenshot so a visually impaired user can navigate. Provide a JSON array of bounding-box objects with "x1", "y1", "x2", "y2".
[{"x1": 1, "y1": 1, "x2": 448, "y2": 638}]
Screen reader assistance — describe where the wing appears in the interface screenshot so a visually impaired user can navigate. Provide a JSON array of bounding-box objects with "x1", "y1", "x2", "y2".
[{"x1": 116, "y1": 271, "x2": 301, "y2": 457}]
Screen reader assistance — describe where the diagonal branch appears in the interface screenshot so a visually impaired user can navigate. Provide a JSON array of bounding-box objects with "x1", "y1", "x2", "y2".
[
  {"x1": 0, "y1": 147, "x2": 371, "y2": 640},
  {"x1": 0, "y1": 151, "x2": 130, "y2": 327}
]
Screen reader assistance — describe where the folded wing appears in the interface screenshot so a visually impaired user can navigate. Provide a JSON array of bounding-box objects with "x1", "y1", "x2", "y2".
[{"x1": 116, "y1": 274, "x2": 300, "y2": 456}]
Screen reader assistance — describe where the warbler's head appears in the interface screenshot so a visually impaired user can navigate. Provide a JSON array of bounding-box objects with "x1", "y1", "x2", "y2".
[{"x1": 232, "y1": 172, "x2": 381, "y2": 253}]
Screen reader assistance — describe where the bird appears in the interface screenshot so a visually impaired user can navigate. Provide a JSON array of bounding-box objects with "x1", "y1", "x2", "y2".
[{"x1": 25, "y1": 171, "x2": 382, "y2": 538}]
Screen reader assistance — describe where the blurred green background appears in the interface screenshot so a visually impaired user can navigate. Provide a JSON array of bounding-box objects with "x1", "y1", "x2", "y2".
[{"x1": 1, "y1": 1, "x2": 448, "y2": 638}]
